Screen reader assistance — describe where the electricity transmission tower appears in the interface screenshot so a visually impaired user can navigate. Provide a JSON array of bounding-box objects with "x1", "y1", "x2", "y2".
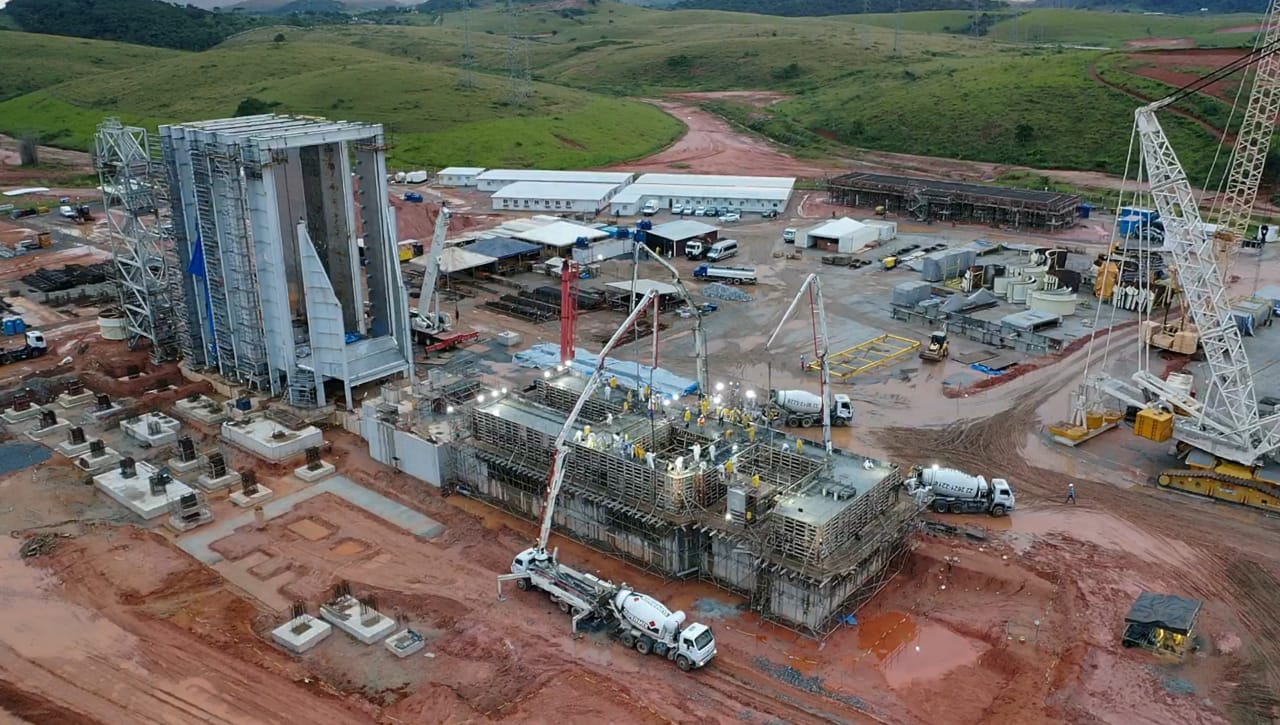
[
  {"x1": 505, "y1": 0, "x2": 531, "y2": 105},
  {"x1": 460, "y1": 0, "x2": 476, "y2": 88}
]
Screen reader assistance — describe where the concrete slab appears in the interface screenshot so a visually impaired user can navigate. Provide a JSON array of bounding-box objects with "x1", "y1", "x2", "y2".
[
  {"x1": 93, "y1": 461, "x2": 195, "y2": 520},
  {"x1": 385, "y1": 629, "x2": 426, "y2": 658},
  {"x1": 222, "y1": 417, "x2": 323, "y2": 463},
  {"x1": 294, "y1": 461, "x2": 336, "y2": 482},
  {"x1": 88, "y1": 403, "x2": 125, "y2": 420},
  {"x1": 120, "y1": 412, "x2": 182, "y2": 448},
  {"x1": 2, "y1": 406, "x2": 44, "y2": 424},
  {"x1": 174, "y1": 395, "x2": 228, "y2": 425},
  {"x1": 25, "y1": 419, "x2": 70, "y2": 441},
  {"x1": 75, "y1": 447, "x2": 123, "y2": 474},
  {"x1": 320, "y1": 596, "x2": 395, "y2": 644},
  {"x1": 57, "y1": 391, "x2": 95, "y2": 409},
  {"x1": 167, "y1": 455, "x2": 206, "y2": 474},
  {"x1": 271, "y1": 615, "x2": 332, "y2": 654},
  {"x1": 166, "y1": 507, "x2": 214, "y2": 532},
  {"x1": 57, "y1": 440, "x2": 92, "y2": 458},
  {"x1": 229, "y1": 485, "x2": 274, "y2": 507},
  {"x1": 176, "y1": 475, "x2": 445, "y2": 566},
  {"x1": 196, "y1": 471, "x2": 241, "y2": 493}
]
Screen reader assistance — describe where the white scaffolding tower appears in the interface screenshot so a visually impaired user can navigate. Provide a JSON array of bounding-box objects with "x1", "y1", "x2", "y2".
[{"x1": 95, "y1": 119, "x2": 181, "y2": 363}]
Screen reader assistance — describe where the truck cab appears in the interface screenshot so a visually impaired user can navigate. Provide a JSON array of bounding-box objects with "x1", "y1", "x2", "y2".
[
  {"x1": 685, "y1": 240, "x2": 706, "y2": 259},
  {"x1": 990, "y1": 478, "x2": 1016, "y2": 513},
  {"x1": 675, "y1": 622, "x2": 717, "y2": 671},
  {"x1": 782, "y1": 228, "x2": 797, "y2": 244},
  {"x1": 832, "y1": 393, "x2": 853, "y2": 423},
  {"x1": 641, "y1": 200, "x2": 659, "y2": 216}
]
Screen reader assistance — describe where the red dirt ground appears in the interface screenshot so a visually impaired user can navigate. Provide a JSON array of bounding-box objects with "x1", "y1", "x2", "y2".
[{"x1": 1122, "y1": 49, "x2": 1251, "y2": 103}]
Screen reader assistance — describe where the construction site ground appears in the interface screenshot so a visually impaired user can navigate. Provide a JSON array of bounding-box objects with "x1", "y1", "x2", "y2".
[{"x1": 5, "y1": 132, "x2": 1280, "y2": 723}]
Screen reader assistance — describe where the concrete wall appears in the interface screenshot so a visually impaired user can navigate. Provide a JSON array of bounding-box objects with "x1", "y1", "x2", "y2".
[{"x1": 362, "y1": 417, "x2": 449, "y2": 486}]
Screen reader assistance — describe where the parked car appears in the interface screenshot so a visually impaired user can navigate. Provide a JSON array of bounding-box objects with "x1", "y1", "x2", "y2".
[
  {"x1": 693, "y1": 205, "x2": 707, "y2": 216},
  {"x1": 718, "y1": 212, "x2": 741, "y2": 223},
  {"x1": 761, "y1": 209, "x2": 780, "y2": 219},
  {"x1": 702, "y1": 206, "x2": 719, "y2": 217},
  {"x1": 403, "y1": 192, "x2": 424, "y2": 203},
  {"x1": 671, "y1": 203, "x2": 686, "y2": 215}
]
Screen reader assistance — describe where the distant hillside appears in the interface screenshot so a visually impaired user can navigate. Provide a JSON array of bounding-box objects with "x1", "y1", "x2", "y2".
[
  {"x1": 225, "y1": 0, "x2": 409, "y2": 13},
  {"x1": 0, "y1": 0, "x2": 349, "y2": 50},
  {"x1": 671, "y1": 0, "x2": 1006, "y2": 15},
  {"x1": 1037, "y1": 0, "x2": 1263, "y2": 11}
]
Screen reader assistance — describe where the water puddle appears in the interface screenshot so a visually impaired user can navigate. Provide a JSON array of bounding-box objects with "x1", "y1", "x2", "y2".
[{"x1": 857, "y1": 611, "x2": 986, "y2": 688}]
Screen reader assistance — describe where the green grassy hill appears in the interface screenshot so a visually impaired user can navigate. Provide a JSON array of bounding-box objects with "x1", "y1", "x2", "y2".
[
  {"x1": 0, "y1": 31, "x2": 181, "y2": 101},
  {"x1": 0, "y1": 2, "x2": 1265, "y2": 180},
  {"x1": 0, "y1": 34, "x2": 683, "y2": 169}
]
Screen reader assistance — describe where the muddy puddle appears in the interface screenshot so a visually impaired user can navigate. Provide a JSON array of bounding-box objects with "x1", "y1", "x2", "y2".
[{"x1": 858, "y1": 611, "x2": 986, "y2": 688}]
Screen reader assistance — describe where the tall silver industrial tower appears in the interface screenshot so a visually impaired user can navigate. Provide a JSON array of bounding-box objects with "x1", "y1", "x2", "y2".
[
  {"x1": 95, "y1": 119, "x2": 183, "y2": 363},
  {"x1": 159, "y1": 115, "x2": 412, "y2": 409},
  {"x1": 505, "y1": 0, "x2": 532, "y2": 105}
]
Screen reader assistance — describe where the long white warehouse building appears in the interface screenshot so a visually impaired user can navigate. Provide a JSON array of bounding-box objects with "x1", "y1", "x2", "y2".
[
  {"x1": 476, "y1": 169, "x2": 635, "y2": 192},
  {"x1": 610, "y1": 183, "x2": 794, "y2": 216},
  {"x1": 491, "y1": 181, "x2": 623, "y2": 213}
]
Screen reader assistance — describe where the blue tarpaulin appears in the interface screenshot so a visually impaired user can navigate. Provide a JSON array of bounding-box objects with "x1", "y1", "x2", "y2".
[{"x1": 188, "y1": 235, "x2": 218, "y2": 356}]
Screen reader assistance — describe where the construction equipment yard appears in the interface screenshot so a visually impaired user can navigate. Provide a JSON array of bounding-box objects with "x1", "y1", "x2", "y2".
[{"x1": 7, "y1": 61, "x2": 1280, "y2": 725}]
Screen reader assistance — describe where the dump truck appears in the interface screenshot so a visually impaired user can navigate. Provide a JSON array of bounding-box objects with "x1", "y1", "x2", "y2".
[
  {"x1": 0, "y1": 331, "x2": 48, "y2": 366},
  {"x1": 919, "y1": 331, "x2": 949, "y2": 361},
  {"x1": 692, "y1": 264, "x2": 756, "y2": 284},
  {"x1": 907, "y1": 465, "x2": 1015, "y2": 516},
  {"x1": 769, "y1": 388, "x2": 853, "y2": 427}
]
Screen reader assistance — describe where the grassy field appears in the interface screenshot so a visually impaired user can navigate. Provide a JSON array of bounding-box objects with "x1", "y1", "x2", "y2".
[
  {"x1": 0, "y1": 31, "x2": 180, "y2": 102},
  {"x1": 0, "y1": 33, "x2": 683, "y2": 169},
  {"x1": 0, "y1": 2, "x2": 1267, "y2": 178}
]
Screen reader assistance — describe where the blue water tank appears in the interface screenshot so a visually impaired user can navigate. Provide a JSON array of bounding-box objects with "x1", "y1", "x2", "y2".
[
  {"x1": 1076, "y1": 204, "x2": 1093, "y2": 219},
  {"x1": 235, "y1": 397, "x2": 252, "y2": 411}
]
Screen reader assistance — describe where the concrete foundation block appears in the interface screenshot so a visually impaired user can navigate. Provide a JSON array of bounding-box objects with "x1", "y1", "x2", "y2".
[
  {"x1": 57, "y1": 391, "x2": 95, "y2": 409},
  {"x1": 89, "y1": 403, "x2": 125, "y2": 421},
  {"x1": 166, "y1": 509, "x2": 214, "y2": 532},
  {"x1": 75, "y1": 448, "x2": 123, "y2": 474},
  {"x1": 26, "y1": 419, "x2": 70, "y2": 441},
  {"x1": 3, "y1": 406, "x2": 44, "y2": 424},
  {"x1": 384, "y1": 629, "x2": 426, "y2": 658},
  {"x1": 294, "y1": 461, "x2": 336, "y2": 482},
  {"x1": 120, "y1": 413, "x2": 182, "y2": 448},
  {"x1": 229, "y1": 485, "x2": 274, "y2": 508},
  {"x1": 195, "y1": 471, "x2": 242, "y2": 492},
  {"x1": 272, "y1": 615, "x2": 332, "y2": 654},
  {"x1": 57, "y1": 440, "x2": 92, "y2": 458},
  {"x1": 174, "y1": 395, "x2": 228, "y2": 425},
  {"x1": 167, "y1": 455, "x2": 207, "y2": 474},
  {"x1": 320, "y1": 596, "x2": 396, "y2": 644},
  {"x1": 94, "y1": 461, "x2": 195, "y2": 520}
]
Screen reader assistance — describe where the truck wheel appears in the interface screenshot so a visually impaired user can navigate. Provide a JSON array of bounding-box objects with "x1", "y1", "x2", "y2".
[
  {"x1": 949, "y1": 502, "x2": 964, "y2": 514},
  {"x1": 636, "y1": 636, "x2": 653, "y2": 655},
  {"x1": 676, "y1": 655, "x2": 693, "y2": 672},
  {"x1": 990, "y1": 504, "x2": 1006, "y2": 517},
  {"x1": 802, "y1": 415, "x2": 816, "y2": 427},
  {"x1": 654, "y1": 642, "x2": 669, "y2": 657},
  {"x1": 621, "y1": 632, "x2": 636, "y2": 648},
  {"x1": 933, "y1": 499, "x2": 949, "y2": 514},
  {"x1": 516, "y1": 578, "x2": 529, "y2": 591},
  {"x1": 786, "y1": 415, "x2": 800, "y2": 427},
  {"x1": 558, "y1": 599, "x2": 570, "y2": 613}
]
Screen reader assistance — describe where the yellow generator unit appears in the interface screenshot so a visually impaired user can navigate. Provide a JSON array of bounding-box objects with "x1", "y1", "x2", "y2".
[{"x1": 1134, "y1": 408, "x2": 1174, "y2": 442}]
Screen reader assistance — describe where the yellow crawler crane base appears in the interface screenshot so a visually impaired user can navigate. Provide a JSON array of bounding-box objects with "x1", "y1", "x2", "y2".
[{"x1": 1156, "y1": 447, "x2": 1280, "y2": 514}]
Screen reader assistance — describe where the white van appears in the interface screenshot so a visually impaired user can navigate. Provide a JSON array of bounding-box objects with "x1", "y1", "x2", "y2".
[
  {"x1": 641, "y1": 200, "x2": 659, "y2": 216},
  {"x1": 705, "y1": 239, "x2": 738, "y2": 262}
]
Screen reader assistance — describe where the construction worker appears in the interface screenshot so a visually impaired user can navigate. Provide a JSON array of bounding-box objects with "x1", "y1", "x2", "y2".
[
  {"x1": 1065, "y1": 483, "x2": 1077, "y2": 505},
  {"x1": 700, "y1": 396, "x2": 711, "y2": 416},
  {"x1": 796, "y1": 438, "x2": 805, "y2": 453},
  {"x1": 748, "y1": 424, "x2": 757, "y2": 443},
  {"x1": 751, "y1": 474, "x2": 761, "y2": 488},
  {"x1": 800, "y1": 353, "x2": 806, "y2": 372},
  {"x1": 697, "y1": 415, "x2": 706, "y2": 429},
  {"x1": 683, "y1": 407, "x2": 692, "y2": 428}
]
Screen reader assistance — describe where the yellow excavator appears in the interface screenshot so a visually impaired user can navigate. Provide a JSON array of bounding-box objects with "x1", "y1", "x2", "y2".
[{"x1": 919, "y1": 331, "x2": 949, "y2": 362}]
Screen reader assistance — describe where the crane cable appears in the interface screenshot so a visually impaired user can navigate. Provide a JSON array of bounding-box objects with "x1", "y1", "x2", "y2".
[{"x1": 1162, "y1": 34, "x2": 1280, "y2": 108}]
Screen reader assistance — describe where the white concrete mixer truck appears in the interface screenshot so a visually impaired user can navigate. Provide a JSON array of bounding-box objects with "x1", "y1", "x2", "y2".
[
  {"x1": 907, "y1": 464, "x2": 1015, "y2": 516},
  {"x1": 769, "y1": 388, "x2": 853, "y2": 428}
]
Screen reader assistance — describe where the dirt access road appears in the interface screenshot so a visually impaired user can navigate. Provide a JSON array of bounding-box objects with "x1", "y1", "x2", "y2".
[{"x1": 611, "y1": 97, "x2": 1177, "y2": 194}]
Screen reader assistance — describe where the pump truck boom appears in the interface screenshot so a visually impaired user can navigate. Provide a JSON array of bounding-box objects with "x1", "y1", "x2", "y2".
[
  {"x1": 630, "y1": 241, "x2": 709, "y2": 396},
  {"x1": 497, "y1": 289, "x2": 717, "y2": 672},
  {"x1": 766, "y1": 273, "x2": 838, "y2": 454}
]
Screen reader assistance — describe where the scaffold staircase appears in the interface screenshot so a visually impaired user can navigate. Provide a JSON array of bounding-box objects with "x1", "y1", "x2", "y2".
[
  {"x1": 288, "y1": 366, "x2": 318, "y2": 408},
  {"x1": 191, "y1": 149, "x2": 238, "y2": 379}
]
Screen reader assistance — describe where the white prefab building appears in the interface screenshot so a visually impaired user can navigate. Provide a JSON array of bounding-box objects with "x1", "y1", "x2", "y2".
[
  {"x1": 633, "y1": 173, "x2": 796, "y2": 189},
  {"x1": 610, "y1": 183, "x2": 794, "y2": 217},
  {"x1": 476, "y1": 169, "x2": 635, "y2": 192},
  {"x1": 492, "y1": 182, "x2": 622, "y2": 213},
  {"x1": 437, "y1": 167, "x2": 486, "y2": 186},
  {"x1": 801, "y1": 217, "x2": 880, "y2": 253}
]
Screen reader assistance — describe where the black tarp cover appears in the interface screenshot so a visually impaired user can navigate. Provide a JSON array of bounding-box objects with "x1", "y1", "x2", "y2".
[{"x1": 1124, "y1": 592, "x2": 1202, "y2": 635}]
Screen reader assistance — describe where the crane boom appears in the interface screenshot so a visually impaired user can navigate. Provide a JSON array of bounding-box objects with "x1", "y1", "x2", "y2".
[
  {"x1": 630, "y1": 242, "x2": 709, "y2": 395},
  {"x1": 765, "y1": 274, "x2": 833, "y2": 454},
  {"x1": 534, "y1": 289, "x2": 659, "y2": 556},
  {"x1": 414, "y1": 205, "x2": 452, "y2": 334},
  {"x1": 1214, "y1": 0, "x2": 1280, "y2": 277}
]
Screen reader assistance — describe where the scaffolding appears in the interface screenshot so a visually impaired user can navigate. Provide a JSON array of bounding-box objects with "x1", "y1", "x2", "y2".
[
  {"x1": 94, "y1": 120, "x2": 181, "y2": 363},
  {"x1": 827, "y1": 172, "x2": 1080, "y2": 231},
  {"x1": 449, "y1": 373, "x2": 922, "y2": 637},
  {"x1": 811, "y1": 334, "x2": 921, "y2": 379}
]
